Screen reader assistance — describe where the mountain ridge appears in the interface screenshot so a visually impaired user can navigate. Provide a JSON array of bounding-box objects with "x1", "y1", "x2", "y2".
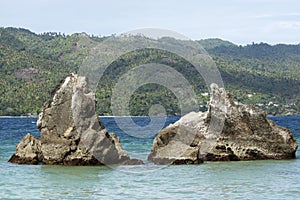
[{"x1": 0, "y1": 27, "x2": 299, "y2": 116}]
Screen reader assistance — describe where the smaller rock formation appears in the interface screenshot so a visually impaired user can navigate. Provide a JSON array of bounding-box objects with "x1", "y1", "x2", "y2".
[
  {"x1": 8, "y1": 133, "x2": 42, "y2": 164},
  {"x1": 148, "y1": 83, "x2": 298, "y2": 164},
  {"x1": 9, "y1": 73, "x2": 142, "y2": 165}
]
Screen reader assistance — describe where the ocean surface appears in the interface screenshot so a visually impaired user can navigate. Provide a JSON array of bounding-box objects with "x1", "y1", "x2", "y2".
[{"x1": 0, "y1": 116, "x2": 300, "y2": 199}]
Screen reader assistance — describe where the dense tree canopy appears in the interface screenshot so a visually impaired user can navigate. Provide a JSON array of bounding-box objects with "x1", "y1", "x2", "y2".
[{"x1": 0, "y1": 28, "x2": 299, "y2": 116}]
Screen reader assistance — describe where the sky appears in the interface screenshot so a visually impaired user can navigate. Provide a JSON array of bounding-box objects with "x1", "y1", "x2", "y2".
[{"x1": 0, "y1": 0, "x2": 300, "y2": 45}]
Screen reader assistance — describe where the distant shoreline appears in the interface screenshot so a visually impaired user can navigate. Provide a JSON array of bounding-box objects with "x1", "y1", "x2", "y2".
[
  {"x1": 0, "y1": 115, "x2": 176, "y2": 118},
  {"x1": 0, "y1": 116, "x2": 38, "y2": 118},
  {"x1": 0, "y1": 114, "x2": 299, "y2": 118}
]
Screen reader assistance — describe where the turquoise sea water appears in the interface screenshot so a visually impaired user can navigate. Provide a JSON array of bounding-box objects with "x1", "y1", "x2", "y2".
[{"x1": 0, "y1": 116, "x2": 300, "y2": 199}]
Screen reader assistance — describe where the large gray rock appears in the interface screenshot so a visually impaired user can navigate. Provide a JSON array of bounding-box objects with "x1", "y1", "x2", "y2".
[
  {"x1": 10, "y1": 73, "x2": 142, "y2": 165},
  {"x1": 148, "y1": 83, "x2": 298, "y2": 164}
]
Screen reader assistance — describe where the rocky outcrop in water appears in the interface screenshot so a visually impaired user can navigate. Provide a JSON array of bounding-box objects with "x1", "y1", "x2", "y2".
[
  {"x1": 8, "y1": 133, "x2": 42, "y2": 164},
  {"x1": 9, "y1": 73, "x2": 142, "y2": 165},
  {"x1": 148, "y1": 84, "x2": 298, "y2": 164}
]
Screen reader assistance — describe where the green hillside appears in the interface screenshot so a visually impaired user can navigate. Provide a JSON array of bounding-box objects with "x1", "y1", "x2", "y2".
[
  {"x1": 0, "y1": 27, "x2": 299, "y2": 116},
  {"x1": 203, "y1": 41, "x2": 300, "y2": 115}
]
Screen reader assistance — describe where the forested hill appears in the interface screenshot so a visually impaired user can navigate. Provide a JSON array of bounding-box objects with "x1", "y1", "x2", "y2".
[
  {"x1": 0, "y1": 27, "x2": 299, "y2": 116},
  {"x1": 199, "y1": 39, "x2": 300, "y2": 115}
]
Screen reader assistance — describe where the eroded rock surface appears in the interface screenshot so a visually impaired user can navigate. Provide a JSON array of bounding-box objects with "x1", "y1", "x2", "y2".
[
  {"x1": 8, "y1": 133, "x2": 42, "y2": 164},
  {"x1": 148, "y1": 84, "x2": 298, "y2": 164},
  {"x1": 9, "y1": 73, "x2": 142, "y2": 165}
]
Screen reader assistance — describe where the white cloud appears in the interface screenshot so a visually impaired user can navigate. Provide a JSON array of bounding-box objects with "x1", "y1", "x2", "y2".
[
  {"x1": 254, "y1": 13, "x2": 300, "y2": 19},
  {"x1": 278, "y1": 21, "x2": 300, "y2": 29}
]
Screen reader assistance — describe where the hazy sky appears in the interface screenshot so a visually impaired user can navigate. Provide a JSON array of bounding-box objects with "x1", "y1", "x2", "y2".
[{"x1": 1, "y1": 0, "x2": 300, "y2": 44}]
